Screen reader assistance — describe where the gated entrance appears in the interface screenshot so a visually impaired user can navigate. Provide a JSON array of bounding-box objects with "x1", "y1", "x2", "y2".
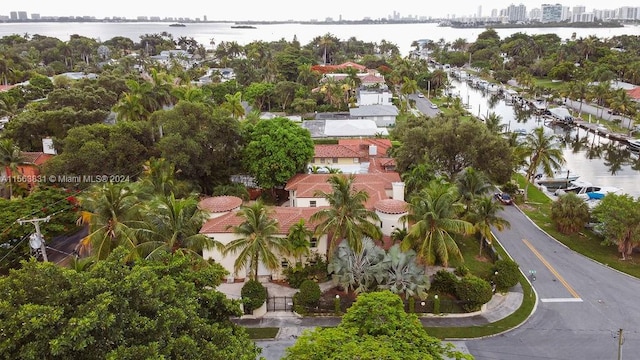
[{"x1": 267, "y1": 296, "x2": 293, "y2": 312}]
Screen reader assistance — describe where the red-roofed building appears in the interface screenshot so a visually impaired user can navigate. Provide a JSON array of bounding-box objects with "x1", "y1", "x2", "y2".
[
  {"x1": 311, "y1": 61, "x2": 367, "y2": 74},
  {"x1": 627, "y1": 87, "x2": 640, "y2": 102},
  {"x1": 200, "y1": 204, "x2": 328, "y2": 282},
  {"x1": 309, "y1": 139, "x2": 396, "y2": 174},
  {"x1": 199, "y1": 171, "x2": 409, "y2": 282},
  {"x1": 2, "y1": 152, "x2": 54, "y2": 195}
]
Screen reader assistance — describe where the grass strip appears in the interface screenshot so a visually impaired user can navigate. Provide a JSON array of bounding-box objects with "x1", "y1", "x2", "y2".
[{"x1": 245, "y1": 327, "x2": 279, "y2": 340}]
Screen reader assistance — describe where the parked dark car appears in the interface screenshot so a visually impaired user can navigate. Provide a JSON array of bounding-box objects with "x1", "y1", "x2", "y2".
[{"x1": 494, "y1": 192, "x2": 513, "y2": 205}]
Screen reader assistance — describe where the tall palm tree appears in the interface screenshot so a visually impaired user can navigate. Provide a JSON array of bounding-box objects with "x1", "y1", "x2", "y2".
[
  {"x1": 522, "y1": 127, "x2": 565, "y2": 199},
  {"x1": 136, "y1": 194, "x2": 221, "y2": 261},
  {"x1": 455, "y1": 167, "x2": 492, "y2": 214},
  {"x1": 0, "y1": 139, "x2": 26, "y2": 199},
  {"x1": 466, "y1": 196, "x2": 510, "y2": 256},
  {"x1": 78, "y1": 182, "x2": 143, "y2": 260},
  {"x1": 224, "y1": 201, "x2": 287, "y2": 280},
  {"x1": 400, "y1": 180, "x2": 474, "y2": 267},
  {"x1": 310, "y1": 174, "x2": 382, "y2": 260}
]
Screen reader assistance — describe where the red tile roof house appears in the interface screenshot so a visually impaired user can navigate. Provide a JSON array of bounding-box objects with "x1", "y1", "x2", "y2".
[
  {"x1": 1, "y1": 152, "x2": 54, "y2": 195},
  {"x1": 309, "y1": 139, "x2": 396, "y2": 174},
  {"x1": 199, "y1": 173, "x2": 408, "y2": 283}
]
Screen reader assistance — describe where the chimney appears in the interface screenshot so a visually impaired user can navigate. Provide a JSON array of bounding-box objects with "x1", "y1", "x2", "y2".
[
  {"x1": 369, "y1": 145, "x2": 377, "y2": 157},
  {"x1": 392, "y1": 182, "x2": 405, "y2": 202}
]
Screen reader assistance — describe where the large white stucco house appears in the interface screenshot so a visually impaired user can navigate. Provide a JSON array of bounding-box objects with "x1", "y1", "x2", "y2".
[{"x1": 199, "y1": 174, "x2": 408, "y2": 283}]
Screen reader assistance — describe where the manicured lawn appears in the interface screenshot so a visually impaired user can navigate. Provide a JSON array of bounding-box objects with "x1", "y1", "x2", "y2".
[
  {"x1": 534, "y1": 78, "x2": 564, "y2": 90},
  {"x1": 244, "y1": 327, "x2": 279, "y2": 339}
]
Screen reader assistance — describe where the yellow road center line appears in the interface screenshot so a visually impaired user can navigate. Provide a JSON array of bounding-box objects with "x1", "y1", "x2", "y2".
[{"x1": 522, "y1": 239, "x2": 580, "y2": 299}]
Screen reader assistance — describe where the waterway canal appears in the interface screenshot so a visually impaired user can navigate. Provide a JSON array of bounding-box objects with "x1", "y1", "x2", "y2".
[{"x1": 448, "y1": 79, "x2": 640, "y2": 198}]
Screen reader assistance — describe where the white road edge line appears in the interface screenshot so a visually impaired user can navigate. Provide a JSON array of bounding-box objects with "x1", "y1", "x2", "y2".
[{"x1": 540, "y1": 298, "x2": 584, "y2": 303}]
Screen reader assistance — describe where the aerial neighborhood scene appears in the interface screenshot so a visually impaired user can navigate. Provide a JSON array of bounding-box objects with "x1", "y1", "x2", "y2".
[{"x1": 2, "y1": 1, "x2": 640, "y2": 359}]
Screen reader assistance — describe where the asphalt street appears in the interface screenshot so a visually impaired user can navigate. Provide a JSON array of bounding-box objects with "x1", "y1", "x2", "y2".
[{"x1": 464, "y1": 205, "x2": 640, "y2": 360}]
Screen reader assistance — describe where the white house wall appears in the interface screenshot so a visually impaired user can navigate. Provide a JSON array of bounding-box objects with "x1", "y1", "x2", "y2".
[
  {"x1": 376, "y1": 211, "x2": 406, "y2": 237},
  {"x1": 203, "y1": 233, "x2": 329, "y2": 282}
]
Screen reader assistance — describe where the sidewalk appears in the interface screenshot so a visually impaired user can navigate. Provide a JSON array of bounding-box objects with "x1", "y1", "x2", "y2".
[{"x1": 225, "y1": 281, "x2": 525, "y2": 340}]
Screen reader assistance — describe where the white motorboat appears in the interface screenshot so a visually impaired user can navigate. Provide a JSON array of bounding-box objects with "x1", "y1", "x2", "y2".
[
  {"x1": 555, "y1": 180, "x2": 622, "y2": 200},
  {"x1": 535, "y1": 169, "x2": 580, "y2": 189}
]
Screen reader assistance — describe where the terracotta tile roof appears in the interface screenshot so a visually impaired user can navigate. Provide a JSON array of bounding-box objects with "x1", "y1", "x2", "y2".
[
  {"x1": 314, "y1": 144, "x2": 362, "y2": 158},
  {"x1": 20, "y1": 152, "x2": 53, "y2": 165},
  {"x1": 337, "y1": 138, "x2": 392, "y2": 157},
  {"x1": 198, "y1": 196, "x2": 243, "y2": 213},
  {"x1": 200, "y1": 206, "x2": 323, "y2": 235},
  {"x1": 627, "y1": 87, "x2": 640, "y2": 100},
  {"x1": 0, "y1": 85, "x2": 16, "y2": 92},
  {"x1": 374, "y1": 199, "x2": 408, "y2": 214},
  {"x1": 360, "y1": 74, "x2": 385, "y2": 84},
  {"x1": 285, "y1": 173, "x2": 401, "y2": 210},
  {"x1": 311, "y1": 62, "x2": 367, "y2": 74}
]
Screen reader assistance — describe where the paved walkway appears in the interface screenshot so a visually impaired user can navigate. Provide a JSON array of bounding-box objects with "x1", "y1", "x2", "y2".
[{"x1": 223, "y1": 281, "x2": 525, "y2": 340}]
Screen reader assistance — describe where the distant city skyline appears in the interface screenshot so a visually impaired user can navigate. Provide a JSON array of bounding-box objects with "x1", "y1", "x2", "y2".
[{"x1": 5, "y1": 1, "x2": 640, "y2": 21}]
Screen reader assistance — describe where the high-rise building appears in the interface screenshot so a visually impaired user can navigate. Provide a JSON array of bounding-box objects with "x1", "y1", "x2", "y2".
[
  {"x1": 478, "y1": 5, "x2": 482, "y2": 18},
  {"x1": 507, "y1": 4, "x2": 527, "y2": 22},
  {"x1": 9, "y1": 11, "x2": 17, "y2": 20},
  {"x1": 31, "y1": 13, "x2": 40, "y2": 19},
  {"x1": 17, "y1": 11, "x2": 27, "y2": 20},
  {"x1": 572, "y1": 5, "x2": 586, "y2": 22},
  {"x1": 561, "y1": 6, "x2": 571, "y2": 21},
  {"x1": 491, "y1": 9, "x2": 498, "y2": 18},
  {"x1": 530, "y1": 8, "x2": 542, "y2": 21},
  {"x1": 541, "y1": 3, "x2": 563, "y2": 23}
]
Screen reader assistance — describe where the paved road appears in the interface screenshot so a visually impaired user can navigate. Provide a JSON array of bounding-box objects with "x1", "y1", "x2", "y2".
[
  {"x1": 464, "y1": 205, "x2": 640, "y2": 360},
  {"x1": 410, "y1": 93, "x2": 441, "y2": 117}
]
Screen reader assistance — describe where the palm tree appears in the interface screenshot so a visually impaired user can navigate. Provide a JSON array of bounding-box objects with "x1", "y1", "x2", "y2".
[
  {"x1": 136, "y1": 194, "x2": 221, "y2": 261},
  {"x1": 222, "y1": 91, "x2": 245, "y2": 119},
  {"x1": 224, "y1": 201, "x2": 287, "y2": 280},
  {"x1": 0, "y1": 139, "x2": 26, "y2": 198},
  {"x1": 550, "y1": 193, "x2": 590, "y2": 235},
  {"x1": 400, "y1": 180, "x2": 474, "y2": 267},
  {"x1": 77, "y1": 182, "x2": 143, "y2": 260},
  {"x1": 482, "y1": 112, "x2": 505, "y2": 134},
  {"x1": 138, "y1": 157, "x2": 180, "y2": 197},
  {"x1": 373, "y1": 244, "x2": 429, "y2": 301},
  {"x1": 286, "y1": 219, "x2": 312, "y2": 265},
  {"x1": 455, "y1": 167, "x2": 492, "y2": 214},
  {"x1": 522, "y1": 127, "x2": 565, "y2": 200},
  {"x1": 310, "y1": 174, "x2": 382, "y2": 260},
  {"x1": 466, "y1": 196, "x2": 510, "y2": 256}
]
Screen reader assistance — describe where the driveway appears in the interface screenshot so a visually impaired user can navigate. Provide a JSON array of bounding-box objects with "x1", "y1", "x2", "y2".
[{"x1": 464, "y1": 205, "x2": 640, "y2": 359}]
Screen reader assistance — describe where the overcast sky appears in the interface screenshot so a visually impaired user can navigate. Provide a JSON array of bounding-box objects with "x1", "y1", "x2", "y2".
[{"x1": 8, "y1": 1, "x2": 637, "y2": 21}]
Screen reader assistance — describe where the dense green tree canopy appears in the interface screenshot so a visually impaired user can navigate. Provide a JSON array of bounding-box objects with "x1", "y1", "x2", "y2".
[
  {"x1": 284, "y1": 291, "x2": 472, "y2": 360},
  {"x1": 592, "y1": 194, "x2": 640, "y2": 260},
  {"x1": 242, "y1": 117, "x2": 314, "y2": 189},
  {"x1": 0, "y1": 249, "x2": 261, "y2": 359},
  {"x1": 42, "y1": 121, "x2": 155, "y2": 183},
  {"x1": 153, "y1": 101, "x2": 244, "y2": 193}
]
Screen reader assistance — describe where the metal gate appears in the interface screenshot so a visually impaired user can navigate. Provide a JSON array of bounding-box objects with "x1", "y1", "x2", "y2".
[{"x1": 267, "y1": 296, "x2": 293, "y2": 312}]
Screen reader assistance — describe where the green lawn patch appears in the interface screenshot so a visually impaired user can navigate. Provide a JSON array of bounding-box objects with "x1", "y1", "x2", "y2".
[
  {"x1": 534, "y1": 78, "x2": 564, "y2": 90},
  {"x1": 244, "y1": 327, "x2": 279, "y2": 339}
]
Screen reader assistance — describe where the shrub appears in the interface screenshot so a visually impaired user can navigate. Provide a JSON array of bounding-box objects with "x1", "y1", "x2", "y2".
[
  {"x1": 492, "y1": 259, "x2": 520, "y2": 292},
  {"x1": 241, "y1": 280, "x2": 267, "y2": 313},
  {"x1": 284, "y1": 265, "x2": 309, "y2": 288},
  {"x1": 283, "y1": 252, "x2": 329, "y2": 288},
  {"x1": 454, "y1": 265, "x2": 470, "y2": 277},
  {"x1": 455, "y1": 275, "x2": 493, "y2": 312},
  {"x1": 430, "y1": 270, "x2": 459, "y2": 295},
  {"x1": 293, "y1": 280, "x2": 321, "y2": 314},
  {"x1": 501, "y1": 180, "x2": 520, "y2": 195}
]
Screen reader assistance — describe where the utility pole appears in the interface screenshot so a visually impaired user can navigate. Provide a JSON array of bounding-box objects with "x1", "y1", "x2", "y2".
[
  {"x1": 17, "y1": 216, "x2": 51, "y2": 262},
  {"x1": 617, "y1": 328, "x2": 624, "y2": 360}
]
